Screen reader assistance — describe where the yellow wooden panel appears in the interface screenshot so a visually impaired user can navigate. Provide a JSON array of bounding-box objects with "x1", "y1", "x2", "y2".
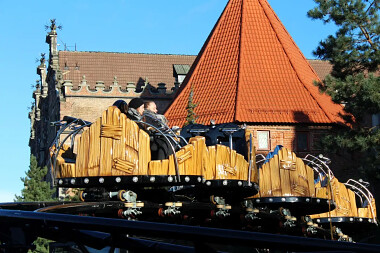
[
  {"x1": 99, "y1": 108, "x2": 113, "y2": 176},
  {"x1": 358, "y1": 208, "x2": 369, "y2": 218},
  {"x1": 75, "y1": 133, "x2": 84, "y2": 177},
  {"x1": 204, "y1": 146, "x2": 216, "y2": 180},
  {"x1": 347, "y1": 188, "x2": 358, "y2": 217},
  {"x1": 236, "y1": 153, "x2": 248, "y2": 181},
  {"x1": 370, "y1": 198, "x2": 377, "y2": 219},
  {"x1": 306, "y1": 165, "x2": 315, "y2": 198},
  {"x1": 161, "y1": 159, "x2": 169, "y2": 175},
  {"x1": 138, "y1": 129, "x2": 150, "y2": 175},
  {"x1": 88, "y1": 118, "x2": 101, "y2": 177},
  {"x1": 190, "y1": 136, "x2": 206, "y2": 176},
  {"x1": 269, "y1": 155, "x2": 281, "y2": 197},
  {"x1": 148, "y1": 160, "x2": 162, "y2": 175},
  {"x1": 259, "y1": 163, "x2": 272, "y2": 197},
  {"x1": 279, "y1": 148, "x2": 293, "y2": 196},
  {"x1": 295, "y1": 157, "x2": 310, "y2": 196},
  {"x1": 168, "y1": 154, "x2": 176, "y2": 175},
  {"x1": 335, "y1": 182, "x2": 353, "y2": 217},
  {"x1": 111, "y1": 108, "x2": 124, "y2": 176},
  {"x1": 215, "y1": 145, "x2": 234, "y2": 180}
]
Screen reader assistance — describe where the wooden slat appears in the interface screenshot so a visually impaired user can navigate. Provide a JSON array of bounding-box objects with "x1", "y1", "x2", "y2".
[
  {"x1": 293, "y1": 158, "x2": 309, "y2": 196},
  {"x1": 113, "y1": 158, "x2": 135, "y2": 174},
  {"x1": 335, "y1": 182, "x2": 352, "y2": 217},
  {"x1": 148, "y1": 160, "x2": 162, "y2": 175},
  {"x1": 125, "y1": 118, "x2": 139, "y2": 151},
  {"x1": 228, "y1": 149, "x2": 238, "y2": 180},
  {"x1": 358, "y1": 208, "x2": 369, "y2": 218},
  {"x1": 125, "y1": 146, "x2": 138, "y2": 175},
  {"x1": 306, "y1": 165, "x2": 315, "y2": 198},
  {"x1": 75, "y1": 133, "x2": 83, "y2": 177},
  {"x1": 279, "y1": 148, "x2": 293, "y2": 196},
  {"x1": 215, "y1": 145, "x2": 232, "y2": 180},
  {"x1": 88, "y1": 118, "x2": 101, "y2": 177},
  {"x1": 161, "y1": 159, "x2": 169, "y2": 175},
  {"x1": 168, "y1": 154, "x2": 176, "y2": 175},
  {"x1": 176, "y1": 149, "x2": 185, "y2": 175},
  {"x1": 269, "y1": 155, "x2": 281, "y2": 196},
  {"x1": 99, "y1": 107, "x2": 113, "y2": 176},
  {"x1": 189, "y1": 136, "x2": 206, "y2": 176},
  {"x1": 111, "y1": 108, "x2": 123, "y2": 176},
  {"x1": 204, "y1": 146, "x2": 216, "y2": 180},
  {"x1": 250, "y1": 146, "x2": 259, "y2": 184},
  {"x1": 259, "y1": 163, "x2": 272, "y2": 197},
  {"x1": 236, "y1": 153, "x2": 248, "y2": 181},
  {"x1": 138, "y1": 129, "x2": 150, "y2": 175},
  {"x1": 178, "y1": 144, "x2": 194, "y2": 175},
  {"x1": 370, "y1": 198, "x2": 377, "y2": 219},
  {"x1": 347, "y1": 188, "x2": 358, "y2": 217}
]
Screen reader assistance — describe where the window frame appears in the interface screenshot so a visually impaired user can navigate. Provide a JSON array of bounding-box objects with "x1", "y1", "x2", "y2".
[{"x1": 257, "y1": 130, "x2": 270, "y2": 151}]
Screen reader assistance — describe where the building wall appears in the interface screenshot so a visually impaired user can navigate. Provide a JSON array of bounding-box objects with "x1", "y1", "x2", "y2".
[{"x1": 245, "y1": 125, "x2": 330, "y2": 156}]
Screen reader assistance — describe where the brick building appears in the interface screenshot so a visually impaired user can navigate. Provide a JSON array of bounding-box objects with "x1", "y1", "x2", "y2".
[{"x1": 30, "y1": 0, "x2": 341, "y2": 171}]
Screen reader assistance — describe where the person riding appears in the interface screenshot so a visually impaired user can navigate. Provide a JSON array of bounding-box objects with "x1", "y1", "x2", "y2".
[
  {"x1": 112, "y1": 100, "x2": 128, "y2": 114},
  {"x1": 143, "y1": 101, "x2": 169, "y2": 130},
  {"x1": 143, "y1": 101, "x2": 177, "y2": 160},
  {"x1": 126, "y1": 98, "x2": 144, "y2": 121}
]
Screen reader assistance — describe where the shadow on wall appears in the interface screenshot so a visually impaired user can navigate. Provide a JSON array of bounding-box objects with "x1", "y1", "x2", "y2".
[{"x1": 292, "y1": 111, "x2": 310, "y2": 155}]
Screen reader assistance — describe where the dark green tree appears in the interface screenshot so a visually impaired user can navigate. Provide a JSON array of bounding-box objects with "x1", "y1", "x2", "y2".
[
  {"x1": 308, "y1": 0, "x2": 380, "y2": 177},
  {"x1": 184, "y1": 85, "x2": 198, "y2": 126},
  {"x1": 15, "y1": 155, "x2": 56, "y2": 253},
  {"x1": 15, "y1": 155, "x2": 56, "y2": 201}
]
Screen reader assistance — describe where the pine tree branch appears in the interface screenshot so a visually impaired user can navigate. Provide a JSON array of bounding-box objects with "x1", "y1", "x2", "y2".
[{"x1": 358, "y1": 25, "x2": 377, "y2": 50}]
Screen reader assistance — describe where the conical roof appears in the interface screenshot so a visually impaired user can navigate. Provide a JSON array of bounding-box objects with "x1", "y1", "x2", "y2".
[{"x1": 164, "y1": 0, "x2": 345, "y2": 126}]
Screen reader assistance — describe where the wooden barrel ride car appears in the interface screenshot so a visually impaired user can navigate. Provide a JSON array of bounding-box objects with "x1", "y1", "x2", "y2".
[
  {"x1": 52, "y1": 106, "x2": 258, "y2": 197},
  {"x1": 248, "y1": 146, "x2": 335, "y2": 216}
]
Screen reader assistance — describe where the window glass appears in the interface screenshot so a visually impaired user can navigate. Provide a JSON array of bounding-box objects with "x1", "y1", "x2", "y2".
[
  {"x1": 257, "y1": 131, "x2": 270, "y2": 150},
  {"x1": 296, "y1": 132, "x2": 309, "y2": 151}
]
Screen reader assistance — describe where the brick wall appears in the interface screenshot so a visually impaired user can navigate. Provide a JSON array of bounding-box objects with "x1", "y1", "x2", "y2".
[{"x1": 60, "y1": 97, "x2": 171, "y2": 122}]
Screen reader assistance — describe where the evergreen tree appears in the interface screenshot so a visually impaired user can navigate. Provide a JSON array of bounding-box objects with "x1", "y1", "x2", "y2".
[
  {"x1": 184, "y1": 86, "x2": 198, "y2": 126},
  {"x1": 308, "y1": 0, "x2": 380, "y2": 177},
  {"x1": 15, "y1": 155, "x2": 56, "y2": 253},
  {"x1": 15, "y1": 155, "x2": 56, "y2": 201}
]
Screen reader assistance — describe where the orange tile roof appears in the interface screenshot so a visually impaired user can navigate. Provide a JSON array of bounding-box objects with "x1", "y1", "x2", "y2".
[{"x1": 164, "y1": 0, "x2": 345, "y2": 127}]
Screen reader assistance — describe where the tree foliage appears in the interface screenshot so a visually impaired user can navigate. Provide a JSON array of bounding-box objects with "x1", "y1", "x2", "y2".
[
  {"x1": 184, "y1": 86, "x2": 198, "y2": 126},
  {"x1": 308, "y1": 0, "x2": 380, "y2": 176},
  {"x1": 15, "y1": 155, "x2": 56, "y2": 253},
  {"x1": 15, "y1": 155, "x2": 56, "y2": 202}
]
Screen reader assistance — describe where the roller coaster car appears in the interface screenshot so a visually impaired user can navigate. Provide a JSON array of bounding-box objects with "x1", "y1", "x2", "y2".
[
  {"x1": 309, "y1": 178, "x2": 377, "y2": 240},
  {"x1": 47, "y1": 106, "x2": 377, "y2": 241},
  {"x1": 49, "y1": 106, "x2": 258, "y2": 204}
]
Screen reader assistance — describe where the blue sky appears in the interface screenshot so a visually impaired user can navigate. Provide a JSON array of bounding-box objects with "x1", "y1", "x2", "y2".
[{"x1": 0, "y1": 0, "x2": 337, "y2": 202}]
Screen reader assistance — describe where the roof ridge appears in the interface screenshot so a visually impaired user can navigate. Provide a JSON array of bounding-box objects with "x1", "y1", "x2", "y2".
[
  {"x1": 59, "y1": 50, "x2": 196, "y2": 57},
  {"x1": 234, "y1": 0, "x2": 244, "y2": 122},
  {"x1": 259, "y1": 0, "x2": 336, "y2": 123}
]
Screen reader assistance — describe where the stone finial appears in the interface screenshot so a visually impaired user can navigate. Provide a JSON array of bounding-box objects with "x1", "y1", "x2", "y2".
[
  {"x1": 157, "y1": 83, "x2": 167, "y2": 94},
  {"x1": 50, "y1": 19, "x2": 56, "y2": 31},
  {"x1": 39, "y1": 53, "x2": 46, "y2": 66},
  {"x1": 112, "y1": 76, "x2": 119, "y2": 86},
  {"x1": 95, "y1": 81, "x2": 105, "y2": 91},
  {"x1": 126, "y1": 82, "x2": 136, "y2": 92},
  {"x1": 35, "y1": 80, "x2": 40, "y2": 89}
]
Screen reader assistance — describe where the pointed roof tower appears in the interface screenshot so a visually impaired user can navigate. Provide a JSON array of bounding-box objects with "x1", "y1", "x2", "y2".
[{"x1": 165, "y1": 0, "x2": 345, "y2": 126}]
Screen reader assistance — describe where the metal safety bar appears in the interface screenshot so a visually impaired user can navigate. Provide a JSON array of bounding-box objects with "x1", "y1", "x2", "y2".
[
  {"x1": 49, "y1": 117, "x2": 92, "y2": 184},
  {"x1": 344, "y1": 179, "x2": 377, "y2": 224}
]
